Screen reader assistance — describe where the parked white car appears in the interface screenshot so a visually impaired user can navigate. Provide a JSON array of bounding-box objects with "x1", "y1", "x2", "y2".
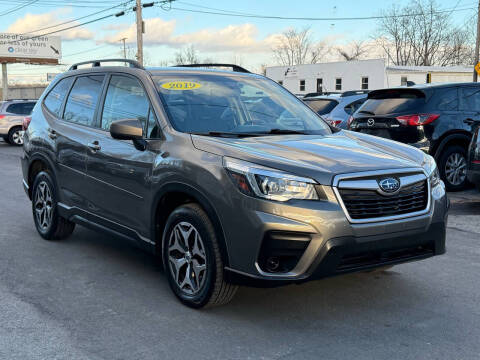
[{"x1": 0, "y1": 100, "x2": 36, "y2": 146}]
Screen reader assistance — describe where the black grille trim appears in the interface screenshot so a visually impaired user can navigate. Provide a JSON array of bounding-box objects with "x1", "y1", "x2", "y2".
[{"x1": 339, "y1": 180, "x2": 428, "y2": 219}]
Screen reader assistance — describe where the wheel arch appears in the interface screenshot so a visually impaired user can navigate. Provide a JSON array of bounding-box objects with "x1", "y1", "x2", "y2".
[
  {"x1": 151, "y1": 182, "x2": 230, "y2": 267},
  {"x1": 432, "y1": 131, "x2": 471, "y2": 159},
  {"x1": 27, "y1": 153, "x2": 57, "y2": 199}
]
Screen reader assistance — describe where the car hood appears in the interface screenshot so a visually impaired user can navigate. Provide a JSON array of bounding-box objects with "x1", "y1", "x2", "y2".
[{"x1": 191, "y1": 130, "x2": 426, "y2": 185}]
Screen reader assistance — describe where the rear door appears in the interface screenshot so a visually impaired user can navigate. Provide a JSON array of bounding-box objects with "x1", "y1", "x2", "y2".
[
  {"x1": 460, "y1": 86, "x2": 480, "y2": 134},
  {"x1": 84, "y1": 73, "x2": 158, "y2": 238},
  {"x1": 48, "y1": 74, "x2": 106, "y2": 209},
  {"x1": 350, "y1": 88, "x2": 429, "y2": 144}
]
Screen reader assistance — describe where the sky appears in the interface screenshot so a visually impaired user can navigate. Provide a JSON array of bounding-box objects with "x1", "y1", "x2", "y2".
[{"x1": 1, "y1": 0, "x2": 477, "y2": 83}]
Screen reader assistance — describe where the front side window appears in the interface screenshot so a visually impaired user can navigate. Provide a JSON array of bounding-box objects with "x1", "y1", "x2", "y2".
[
  {"x1": 335, "y1": 78, "x2": 342, "y2": 91},
  {"x1": 299, "y1": 80, "x2": 306, "y2": 92},
  {"x1": 63, "y1": 75, "x2": 104, "y2": 126},
  {"x1": 154, "y1": 75, "x2": 331, "y2": 135},
  {"x1": 101, "y1": 75, "x2": 150, "y2": 134},
  {"x1": 44, "y1": 77, "x2": 73, "y2": 117}
]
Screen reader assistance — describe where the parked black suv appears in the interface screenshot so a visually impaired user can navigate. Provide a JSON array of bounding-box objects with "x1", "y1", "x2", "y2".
[
  {"x1": 467, "y1": 119, "x2": 480, "y2": 191},
  {"x1": 21, "y1": 60, "x2": 448, "y2": 308},
  {"x1": 348, "y1": 84, "x2": 478, "y2": 191}
]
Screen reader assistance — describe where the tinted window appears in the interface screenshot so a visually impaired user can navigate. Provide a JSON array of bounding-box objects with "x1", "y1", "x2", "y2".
[
  {"x1": 6, "y1": 102, "x2": 35, "y2": 115},
  {"x1": 359, "y1": 90, "x2": 425, "y2": 115},
  {"x1": 304, "y1": 99, "x2": 339, "y2": 115},
  {"x1": 101, "y1": 75, "x2": 150, "y2": 134},
  {"x1": 44, "y1": 77, "x2": 73, "y2": 116},
  {"x1": 63, "y1": 75, "x2": 104, "y2": 126},
  {"x1": 344, "y1": 98, "x2": 366, "y2": 115},
  {"x1": 154, "y1": 75, "x2": 331, "y2": 135},
  {"x1": 463, "y1": 87, "x2": 480, "y2": 112},
  {"x1": 431, "y1": 87, "x2": 458, "y2": 111}
]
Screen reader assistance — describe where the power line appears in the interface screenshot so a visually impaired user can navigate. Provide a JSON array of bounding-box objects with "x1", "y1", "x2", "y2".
[
  {"x1": 0, "y1": 0, "x2": 40, "y2": 16},
  {"x1": 165, "y1": 4, "x2": 477, "y2": 21}
]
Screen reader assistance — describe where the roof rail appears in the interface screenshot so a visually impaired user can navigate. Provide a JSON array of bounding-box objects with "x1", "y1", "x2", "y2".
[
  {"x1": 340, "y1": 90, "x2": 370, "y2": 97},
  {"x1": 174, "y1": 63, "x2": 251, "y2": 73},
  {"x1": 68, "y1": 59, "x2": 144, "y2": 71}
]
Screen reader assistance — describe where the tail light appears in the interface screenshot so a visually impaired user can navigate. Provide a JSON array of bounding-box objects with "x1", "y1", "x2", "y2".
[
  {"x1": 347, "y1": 115, "x2": 354, "y2": 128},
  {"x1": 22, "y1": 116, "x2": 32, "y2": 131},
  {"x1": 0, "y1": 115, "x2": 5, "y2": 120},
  {"x1": 325, "y1": 118, "x2": 342, "y2": 127},
  {"x1": 396, "y1": 114, "x2": 439, "y2": 126}
]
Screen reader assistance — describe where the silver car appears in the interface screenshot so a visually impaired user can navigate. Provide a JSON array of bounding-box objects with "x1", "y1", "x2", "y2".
[
  {"x1": 0, "y1": 100, "x2": 36, "y2": 146},
  {"x1": 303, "y1": 91, "x2": 368, "y2": 129}
]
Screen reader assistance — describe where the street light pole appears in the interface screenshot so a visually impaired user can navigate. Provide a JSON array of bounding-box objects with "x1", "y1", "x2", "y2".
[
  {"x1": 136, "y1": 0, "x2": 143, "y2": 66},
  {"x1": 474, "y1": 0, "x2": 480, "y2": 82},
  {"x1": 119, "y1": 37, "x2": 127, "y2": 58},
  {"x1": 2, "y1": 63, "x2": 7, "y2": 101}
]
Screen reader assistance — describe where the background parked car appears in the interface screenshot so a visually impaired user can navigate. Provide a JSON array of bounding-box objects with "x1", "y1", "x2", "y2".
[
  {"x1": 303, "y1": 91, "x2": 368, "y2": 129},
  {"x1": 0, "y1": 99, "x2": 36, "y2": 146},
  {"x1": 467, "y1": 118, "x2": 480, "y2": 191},
  {"x1": 348, "y1": 83, "x2": 477, "y2": 191}
]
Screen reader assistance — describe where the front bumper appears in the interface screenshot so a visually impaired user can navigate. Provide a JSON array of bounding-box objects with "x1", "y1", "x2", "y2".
[{"x1": 222, "y1": 180, "x2": 448, "y2": 286}]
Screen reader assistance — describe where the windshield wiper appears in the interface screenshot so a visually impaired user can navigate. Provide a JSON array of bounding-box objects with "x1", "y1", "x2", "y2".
[
  {"x1": 191, "y1": 131, "x2": 261, "y2": 138},
  {"x1": 262, "y1": 128, "x2": 307, "y2": 135},
  {"x1": 358, "y1": 110, "x2": 375, "y2": 115}
]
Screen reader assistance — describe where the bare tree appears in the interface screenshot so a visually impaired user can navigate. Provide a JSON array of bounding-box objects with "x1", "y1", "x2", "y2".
[
  {"x1": 310, "y1": 41, "x2": 330, "y2": 63},
  {"x1": 174, "y1": 44, "x2": 200, "y2": 65},
  {"x1": 337, "y1": 40, "x2": 368, "y2": 61},
  {"x1": 273, "y1": 27, "x2": 318, "y2": 65},
  {"x1": 376, "y1": 0, "x2": 474, "y2": 66}
]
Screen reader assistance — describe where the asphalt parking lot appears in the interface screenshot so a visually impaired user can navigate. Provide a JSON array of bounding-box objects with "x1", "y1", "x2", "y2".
[{"x1": 0, "y1": 140, "x2": 479, "y2": 360}]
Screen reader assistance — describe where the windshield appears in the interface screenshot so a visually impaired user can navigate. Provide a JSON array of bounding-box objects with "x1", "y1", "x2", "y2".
[
  {"x1": 304, "y1": 99, "x2": 339, "y2": 115},
  {"x1": 153, "y1": 74, "x2": 331, "y2": 135}
]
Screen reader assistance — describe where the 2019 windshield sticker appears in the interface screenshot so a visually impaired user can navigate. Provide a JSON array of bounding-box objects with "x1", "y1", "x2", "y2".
[{"x1": 161, "y1": 81, "x2": 202, "y2": 90}]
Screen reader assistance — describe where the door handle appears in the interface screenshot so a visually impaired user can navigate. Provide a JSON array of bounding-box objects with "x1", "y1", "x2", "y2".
[
  {"x1": 87, "y1": 141, "x2": 101, "y2": 152},
  {"x1": 48, "y1": 129, "x2": 57, "y2": 139}
]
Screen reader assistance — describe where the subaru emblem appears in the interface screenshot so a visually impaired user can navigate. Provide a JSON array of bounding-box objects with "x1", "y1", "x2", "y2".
[
  {"x1": 367, "y1": 118, "x2": 375, "y2": 127},
  {"x1": 378, "y1": 177, "x2": 400, "y2": 194}
]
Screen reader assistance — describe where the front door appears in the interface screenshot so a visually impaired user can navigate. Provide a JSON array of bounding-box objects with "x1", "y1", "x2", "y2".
[{"x1": 85, "y1": 74, "x2": 160, "y2": 239}]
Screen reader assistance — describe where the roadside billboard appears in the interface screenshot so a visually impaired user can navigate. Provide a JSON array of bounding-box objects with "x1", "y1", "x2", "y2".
[{"x1": 0, "y1": 33, "x2": 61, "y2": 64}]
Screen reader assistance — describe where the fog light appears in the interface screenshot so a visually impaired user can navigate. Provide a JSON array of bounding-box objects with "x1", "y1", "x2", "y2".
[{"x1": 266, "y1": 257, "x2": 281, "y2": 272}]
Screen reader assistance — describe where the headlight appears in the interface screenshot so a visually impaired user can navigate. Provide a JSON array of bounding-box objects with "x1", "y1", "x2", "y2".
[
  {"x1": 224, "y1": 158, "x2": 318, "y2": 202},
  {"x1": 423, "y1": 154, "x2": 440, "y2": 187}
]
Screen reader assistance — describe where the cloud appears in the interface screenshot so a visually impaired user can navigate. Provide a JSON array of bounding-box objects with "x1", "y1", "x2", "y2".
[
  {"x1": 102, "y1": 18, "x2": 278, "y2": 53},
  {"x1": 6, "y1": 10, "x2": 94, "y2": 41}
]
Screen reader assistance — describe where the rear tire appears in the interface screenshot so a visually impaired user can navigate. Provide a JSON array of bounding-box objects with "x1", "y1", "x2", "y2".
[
  {"x1": 438, "y1": 145, "x2": 468, "y2": 191},
  {"x1": 31, "y1": 171, "x2": 75, "y2": 240},
  {"x1": 8, "y1": 126, "x2": 24, "y2": 146},
  {"x1": 162, "y1": 203, "x2": 238, "y2": 308},
  {"x1": 1, "y1": 135, "x2": 10, "y2": 144}
]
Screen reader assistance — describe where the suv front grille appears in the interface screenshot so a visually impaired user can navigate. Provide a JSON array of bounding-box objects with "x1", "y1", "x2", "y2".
[{"x1": 338, "y1": 180, "x2": 428, "y2": 220}]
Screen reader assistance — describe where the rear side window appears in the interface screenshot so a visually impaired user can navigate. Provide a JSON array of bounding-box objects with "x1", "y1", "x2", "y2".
[
  {"x1": 44, "y1": 77, "x2": 73, "y2": 117},
  {"x1": 6, "y1": 102, "x2": 35, "y2": 115},
  {"x1": 462, "y1": 87, "x2": 480, "y2": 112},
  {"x1": 101, "y1": 75, "x2": 150, "y2": 134},
  {"x1": 64, "y1": 75, "x2": 104, "y2": 126},
  {"x1": 305, "y1": 99, "x2": 339, "y2": 115},
  {"x1": 431, "y1": 87, "x2": 458, "y2": 111},
  {"x1": 360, "y1": 90, "x2": 425, "y2": 115},
  {"x1": 344, "y1": 99, "x2": 366, "y2": 115}
]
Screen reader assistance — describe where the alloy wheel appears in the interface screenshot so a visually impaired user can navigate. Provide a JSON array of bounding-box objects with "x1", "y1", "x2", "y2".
[
  {"x1": 12, "y1": 129, "x2": 24, "y2": 145},
  {"x1": 167, "y1": 221, "x2": 207, "y2": 295},
  {"x1": 34, "y1": 181, "x2": 53, "y2": 231},
  {"x1": 445, "y1": 152, "x2": 467, "y2": 186}
]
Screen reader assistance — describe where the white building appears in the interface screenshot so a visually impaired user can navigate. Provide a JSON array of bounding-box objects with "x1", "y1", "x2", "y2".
[{"x1": 265, "y1": 59, "x2": 473, "y2": 95}]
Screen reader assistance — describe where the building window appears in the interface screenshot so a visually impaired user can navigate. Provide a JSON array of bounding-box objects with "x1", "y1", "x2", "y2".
[
  {"x1": 278, "y1": 80, "x2": 283, "y2": 86},
  {"x1": 335, "y1": 78, "x2": 342, "y2": 91},
  {"x1": 316, "y1": 78, "x2": 323, "y2": 93},
  {"x1": 361, "y1": 77, "x2": 369, "y2": 90},
  {"x1": 299, "y1": 80, "x2": 305, "y2": 92},
  {"x1": 401, "y1": 76, "x2": 408, "y2": 86}
]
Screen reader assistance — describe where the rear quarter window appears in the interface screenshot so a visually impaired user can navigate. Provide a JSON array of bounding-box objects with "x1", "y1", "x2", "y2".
[
  {"x1": 44, "y1": 77, "x2": 74, "y2": 117},
  {"x1": 429, "y1": 87, "x2": 458, "y2": 111},
  {"x1": 6, "y1": 102, "x2": 35, "y2": 115}
]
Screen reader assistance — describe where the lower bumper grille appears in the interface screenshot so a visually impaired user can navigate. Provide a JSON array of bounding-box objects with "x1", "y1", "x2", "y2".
[{"x1": 339, "y1": 180, "x2": 428, "y2": 219}]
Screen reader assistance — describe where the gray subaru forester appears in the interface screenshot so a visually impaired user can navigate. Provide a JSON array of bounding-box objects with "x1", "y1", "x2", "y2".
[{"x1": 21, "y1": 60, "x2": 448, "y2": 308}]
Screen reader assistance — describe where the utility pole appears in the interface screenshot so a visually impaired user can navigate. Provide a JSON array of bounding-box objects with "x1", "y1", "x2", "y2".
[
  {"x1": 135, "y1": 0, "x2": 144, "y2": 66},
  {"x1": 119, "y1": 37, "x2": 127, "y2": 58},
  {"x1": 474, "y1": 0, "x2": 480, "y2": 82}
]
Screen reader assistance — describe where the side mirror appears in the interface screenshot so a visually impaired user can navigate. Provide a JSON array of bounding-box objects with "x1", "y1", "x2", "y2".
[{"x1": 110, "y1": 119, "x2": 143, "y2": 140}]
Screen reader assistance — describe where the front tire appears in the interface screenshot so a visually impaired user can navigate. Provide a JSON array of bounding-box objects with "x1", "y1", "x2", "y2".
[
  {"x1": 162, "y1": 203, "x2": 238, "y2": 308},
  {"x1": 438, "y1": 145, "x2": 468, "y2": 191},
  {"x1": 31, "y1": 171, "x2": 75, "y2": 240},
  {"x1": 8, "y1": 126, "x2": 24, "y2": 146}
]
